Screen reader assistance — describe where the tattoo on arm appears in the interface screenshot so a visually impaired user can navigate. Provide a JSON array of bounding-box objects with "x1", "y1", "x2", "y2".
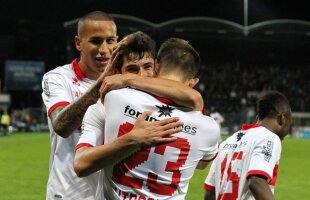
[{"x1": 51, "y1": 83, "x2": 101, "y2": 138}]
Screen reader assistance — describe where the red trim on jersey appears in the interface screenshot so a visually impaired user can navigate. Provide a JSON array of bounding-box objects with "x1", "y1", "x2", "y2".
[
  {"x1": 241, "y1": 123, "x2": 262, "y2": 131},
  {"x1": 153, "y1": 95, "x2": 206, "y2": 114},
  {"x1": 154, "y1": 96, "x2": 178, "y2": 106},
  {"x1": 72, "y1": 58, "x2": 86, "y2": 79},
  {"x1": 247, "y1": 170, "x2": 271, "y2": 181},
  {"x1": 269, "y1": 164, "x2": 279, "y2": 186},
  {"x1": 202, "y1": 107, "x2": 207, "y2": 115},
  {"x1": 204, "y1": 183, "x2": 215, "y2": 191},
  {"x1": 75, "y1": 143, "x2": 94, "y2": 151},
  {"x1": 201, "y1": 152, "x2": 218, "y2": 162},
  {"x1": 48, "y1": 101, "x2": 70, "y2": 117}
]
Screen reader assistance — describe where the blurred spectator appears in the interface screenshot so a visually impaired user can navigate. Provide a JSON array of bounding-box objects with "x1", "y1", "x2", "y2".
[
  {"x1": 10, "y1": 111, "x2": 27, "y2": 132},
  {"x1": 210, "y1": 107, "x2": 225, "y2": 139},
  {"x1": 1, "y1": 111, "x2": 10, "y2": 135}
]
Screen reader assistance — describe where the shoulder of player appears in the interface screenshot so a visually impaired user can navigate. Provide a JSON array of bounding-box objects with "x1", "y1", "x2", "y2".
[
  {"x1": 253, "y1": 126, "x2": 281, "y2": 141},
  {"x1": 84, "y1": 101, "x2": 105, "y2": 120},
  {"x1": 195, "y1": 115, "x2": 221, "y2": 138},
  {"x1": 245, "y1": 127, "x2": 282, "y2": 147},
  {"x1": 88, "y1": 101, "x2": 104, "y2": 111},
  {"x1": 43, "y1": 63, "x2": 72, "y2": 78},
  {"x1": 202, "y1": 115, "x2": 221, "y2": 127}
]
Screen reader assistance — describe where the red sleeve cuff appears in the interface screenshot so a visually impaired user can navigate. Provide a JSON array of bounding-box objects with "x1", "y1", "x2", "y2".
[
  {"x1": 48, "y1": 101, "x2": 70, "y2": 116},
  {"x1": 75, "y1": 143, "x2": 94, "y2": 151},
  {"x1": 247, "y1": 170, "x2": 271, "y2": 181},
  {"x1": 204, "y1": 183, "x2": 215, "y2": 191}
]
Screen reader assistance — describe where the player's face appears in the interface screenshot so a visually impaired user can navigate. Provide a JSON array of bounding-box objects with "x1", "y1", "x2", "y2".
[
  {"x1": 121, "y1": 52, "x2": 155, "y2": 77},
  {"x1": 75, "y1": 20, "x2": 118, "y2": 78}
]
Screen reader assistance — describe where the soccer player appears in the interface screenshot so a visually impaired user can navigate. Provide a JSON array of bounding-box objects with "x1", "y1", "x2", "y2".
[
  {"x1": 204, "y1": 91, "x2": 292, "y2": 200},
  {"x1": 74, "y1": 31, "x2": 204, "y2": 173},
  {"x1": 99, "y1": 32, "x2": 204, "y2": 111},
  {"x1": 75, "y1": 37, "x2": 220, "y2": 199},
  {"x1": 42, "y1": 11, "x2": 119, "y2": 200},
  {"x1": 41, "y1": 12, "x2": 188, "y2": 200}
]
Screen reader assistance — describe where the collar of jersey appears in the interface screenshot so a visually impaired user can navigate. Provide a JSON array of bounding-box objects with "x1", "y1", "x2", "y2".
[
  {"x1": 241, "y1": 123, "x2": 262, "y2": 131},
  {"x1": 72, "y1": 58, "x2": 86, "y2": 79}
]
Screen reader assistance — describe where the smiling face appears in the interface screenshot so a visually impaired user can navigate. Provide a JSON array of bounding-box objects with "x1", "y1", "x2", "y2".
[
  {"x1": 75, "y1": 20, "x2": 118, "y2": 79},
  {"x1": 120, "y1": 52, "x2": 155, "y2": 77}
]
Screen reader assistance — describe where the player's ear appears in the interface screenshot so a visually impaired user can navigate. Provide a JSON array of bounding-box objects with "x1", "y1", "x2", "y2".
[
  {"x1": 75, "y1": 36, "x2": 82, "y2": 51},
  {"x1": 277, "y1": 113, "x2": 285, "y2": 126},
  {"x1": 188, "y1": 77, "x2": 199, "y2": 88},
  {"x1": 154, "y1": 59, "x2": 159, "y2": 76}
]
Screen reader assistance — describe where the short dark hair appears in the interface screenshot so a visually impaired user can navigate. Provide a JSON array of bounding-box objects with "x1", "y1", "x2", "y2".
[
  {"x1": 78, "y1": 11, "x2": 115, "y2": 36},
  {"x1": 157, "y1": 38, "x2": 200, "y2": 80},
  {"x1": 256, "y1": 91, "x2": 291, "y2": 120},
  {"x1": 116, "y1": 31, "x2": 156, "y2": 70}
]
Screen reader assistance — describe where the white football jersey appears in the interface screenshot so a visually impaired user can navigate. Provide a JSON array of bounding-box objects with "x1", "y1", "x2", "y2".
[
  {"x1": 42, "y1": 58, "x2": 102, "y2": 200},
  {"x1": 76, "y1": 101, "x2": 106, "y2": 150},
  {"x1": 101, "y1": 88, "x2": 220, "y2": 200},
  {"x1": 204, "y1": 124, "x2": 282, "y2": 200}
]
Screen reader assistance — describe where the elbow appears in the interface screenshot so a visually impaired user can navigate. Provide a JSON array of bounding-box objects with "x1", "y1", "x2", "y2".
[
  {"x1": 53, "y1": 124, "x2": 70, "y2": 138},
  {"x1": 74, "y1": 159, "x2": 89, "y2": 177},
  {"x1": 74, "y1": 148, "x2": 93, "y2": 177}
]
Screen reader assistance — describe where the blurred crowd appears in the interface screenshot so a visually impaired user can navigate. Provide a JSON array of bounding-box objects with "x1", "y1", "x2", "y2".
[
  {"x1": 197, "y1": 62, "x2": 310, "y2": 132},
  {"x1": 0, "y1": 109, "x2": 41, "y2": 135}
]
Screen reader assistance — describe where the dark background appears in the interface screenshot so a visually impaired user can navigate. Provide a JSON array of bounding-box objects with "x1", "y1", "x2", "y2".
[{"x1": 1, "y1": 0, "x2": 310, "y2": 109}]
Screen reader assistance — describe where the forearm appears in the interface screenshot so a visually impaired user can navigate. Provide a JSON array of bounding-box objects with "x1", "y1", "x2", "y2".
[
  {"x1": 248, "y1": 176, "x2": 275, "y2": 200},
  {"x1": 125, "y1": 75, "x2": 203, "y2": 111},
  {"x1": 74, "y1": 111, "x2": 183, "y2": 177},
  {"x1": 52, "y1": 82, "x2": 101, "y2": 137},
  {"x1": 74, "y1": 134, "x2": 139, "y2": 177}
]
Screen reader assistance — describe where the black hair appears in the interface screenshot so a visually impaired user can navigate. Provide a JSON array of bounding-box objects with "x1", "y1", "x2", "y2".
[
  {"x1": 256, "y1": 91, "x2": 291, "y2": 120},
  {"x1": 115, "y1": 31, "x2": 156, "y2": 70},
  {"x1": 78, "y1": 11, "x2": 115, "y2": 36}
]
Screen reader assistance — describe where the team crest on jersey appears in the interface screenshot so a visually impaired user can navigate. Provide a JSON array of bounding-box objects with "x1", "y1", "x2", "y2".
[
  {"x1": 262, "y1": 140, "x2": 273, "y2": 162},
  {"x1": 236, "y1": 132, "x2": 245, "y2": 141},
  {"x1": 156, "y1": 105, "x2": 175, "y2": 117},
  {"x1": 43, "y1": 78, "x2": 50, "y2": 96},
  {"x1": 72, "y1": 77, "x2": 80, "y2": 86}
]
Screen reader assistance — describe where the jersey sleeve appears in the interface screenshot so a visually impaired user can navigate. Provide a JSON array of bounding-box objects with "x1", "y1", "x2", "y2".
[
  {"x1": 201, "y1": 120, "x2": 220, "y2": 162},
  {"x1": 201, "y1": 146, "x2": 218, "y2": 162},
  {"x1": 247, "y1": 135, "x2": 282, "y2": 182},
  {"x1": 76, "y1": 102, "x2": 106, "y2": 150},
  {"x1": 204, "y1": 158, "x2": 217, "y2": 191},
  {"x1": 42, "y1": 73, "x2": 71, "y2": 116}
]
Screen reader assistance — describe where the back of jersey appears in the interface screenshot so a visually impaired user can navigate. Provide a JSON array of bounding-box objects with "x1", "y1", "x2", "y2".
[
  {"x1": 103, "y1": 88, "x2": 220, "y2": 200},
  {"x1": 205, "y1": 124, "x2": 281, "y2": 200}
]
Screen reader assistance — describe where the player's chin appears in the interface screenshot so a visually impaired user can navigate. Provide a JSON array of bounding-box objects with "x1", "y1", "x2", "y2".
[
  {"x1": 97, "y1": 65, "x2": 107, "y2": 73},
  {"x1": 95, "y1": 62, "x2": 108, "y2": 71}
]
